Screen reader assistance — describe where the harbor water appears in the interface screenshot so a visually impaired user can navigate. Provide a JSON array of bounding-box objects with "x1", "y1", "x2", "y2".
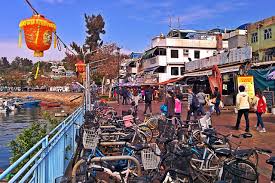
[{"x1": 0, "y1": 107, "x2": 65, "y2": 170}]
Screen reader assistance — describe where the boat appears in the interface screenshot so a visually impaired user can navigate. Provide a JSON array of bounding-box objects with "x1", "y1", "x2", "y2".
[
  {"x1": 13, "y1": 97, "x2": 41, "y2": 108},
  {"x1": 40, "y1": 101, "x2": 61, "y2": 108},
  {"x1": 55, "y1": 112, "x2": 68, "y2": 117},
  {"x1": 0, "y1": 106, "x2": 7, "y2": 113}
]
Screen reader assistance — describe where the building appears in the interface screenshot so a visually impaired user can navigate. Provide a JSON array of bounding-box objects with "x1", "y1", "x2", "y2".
[
  {"x1": 137, "y1": 29, "x2": 227, "y2": 84},
  {"x1": 247, "y1": 16, "x2": 275, "y2": 62},
  {"x1": 228, "y1": 29, "x2": 247, "y2": 49},
  {"x1": 119, "y1": 52, "x2": 142, "y2": 83}
]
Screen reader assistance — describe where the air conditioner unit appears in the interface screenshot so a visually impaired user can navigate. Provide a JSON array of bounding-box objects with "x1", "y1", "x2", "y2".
[{"x1": 183, "y1": 49, "x2": 189, "y2": 55}]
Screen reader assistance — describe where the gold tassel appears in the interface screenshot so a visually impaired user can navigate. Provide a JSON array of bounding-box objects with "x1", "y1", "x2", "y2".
[
  {"x1": 18, "y1": 29, "x2": 22, "y2": 48},
  {"x1": 54, "y1": 32, "x2": 57, "y2": 48}
]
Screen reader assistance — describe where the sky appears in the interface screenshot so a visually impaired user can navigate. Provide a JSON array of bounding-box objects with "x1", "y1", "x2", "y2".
[{"x1": 0, "y1": 0, "x2": 274, "y2": 61}]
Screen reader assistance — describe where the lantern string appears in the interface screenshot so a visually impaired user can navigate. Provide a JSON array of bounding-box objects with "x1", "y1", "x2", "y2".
[
  {"x1": 24, "y1": 0, "x2": 77, "y2": 56},
  {"x1": 25, "y1": 0, "x2": 39, "y2": 15}
]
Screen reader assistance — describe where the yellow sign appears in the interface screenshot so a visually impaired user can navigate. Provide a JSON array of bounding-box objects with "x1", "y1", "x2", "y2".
[{"x1": 237, "y1": 76, "x2": 255, "y2": 97}]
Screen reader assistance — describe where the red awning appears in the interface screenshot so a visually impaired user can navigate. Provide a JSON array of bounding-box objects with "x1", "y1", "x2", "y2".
[{"x1": 158, "y1": 78, "x2": 181, "y2": 85}]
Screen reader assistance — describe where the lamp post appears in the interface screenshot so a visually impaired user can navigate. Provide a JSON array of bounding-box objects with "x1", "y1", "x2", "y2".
[{"x1": 116, "y1": 47, "x2": 121, "y2": 105}]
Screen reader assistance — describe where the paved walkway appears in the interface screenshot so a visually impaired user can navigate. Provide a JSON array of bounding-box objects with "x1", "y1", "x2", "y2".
[{"x1": 109, "y1": 100, "x2": 275, "y2": 182}]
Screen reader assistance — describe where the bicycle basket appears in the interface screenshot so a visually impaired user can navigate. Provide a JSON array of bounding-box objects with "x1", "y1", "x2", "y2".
[
  {"x1": 223, "y1": 161, "x2": 258, "y2": 181},
  {"x1": 82, "y1": 128, "x2": 100, "y2": 150},
  {"x1": 141, "y1": 143, "x2": 161, "y2": 170},
  {"x1": 123, "y1": 115, "x2": 134, "y2": 128},
  {"x1": 146, "y1": 117, "x2": 158, "y2": 129}
]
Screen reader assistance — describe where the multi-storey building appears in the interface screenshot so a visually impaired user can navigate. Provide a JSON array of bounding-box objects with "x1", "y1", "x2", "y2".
[
  {"x1": 137, "y1": 29, "x2": 226, "y2": 84},
  {"x1": 247, "y1": 16, "x2": 275, "y2": 62}
]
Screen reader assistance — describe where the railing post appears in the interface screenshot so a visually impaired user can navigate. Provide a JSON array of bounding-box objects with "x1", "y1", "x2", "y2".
[{"x1": 42, "y1": 136, "x2": 48, "y2": 183}]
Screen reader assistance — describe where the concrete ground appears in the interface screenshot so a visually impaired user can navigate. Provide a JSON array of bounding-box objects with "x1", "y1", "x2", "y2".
[{"x1": 109, "y1": 100, "x2": 275, "y2": 183}]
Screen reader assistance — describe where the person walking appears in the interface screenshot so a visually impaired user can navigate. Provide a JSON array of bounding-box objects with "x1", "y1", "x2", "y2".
[
  {"x1": 186, "y1": 87, "x2": 199, "y2": 121},
  {"x1": 165, "y1": 90, "x2": 175, "y2": 118},
  {"x1": 197, "y1": 89, "x2": 206, "y2": 116},
  {"x1": 144, "y1": 86, "x2": 153, "y2": 114},
  {"x1": 132, "y1": 87, "x2": 139, "y2": 111},
  {"x1": 235, "y1": 85, "x2": 250, "y2": 132},
  {"x1": 254, "y1": 88, "x2": 267, "y2": 133},
  {"x1": 121, "y1": 87, "x2": 128, "y2": 105},
  {"x1": 212, "y1": 87, "x2": 221, "y2": 115}
]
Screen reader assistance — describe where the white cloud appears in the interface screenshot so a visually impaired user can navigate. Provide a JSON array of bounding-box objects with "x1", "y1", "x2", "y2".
[{"x1": 0, "y1": 40, "x2": 66, "y2": 62}]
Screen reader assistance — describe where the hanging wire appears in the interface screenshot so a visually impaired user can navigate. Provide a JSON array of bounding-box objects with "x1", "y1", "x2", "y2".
[{"x1": 24, "y1": 0, "x2": 76, "y2": 56}]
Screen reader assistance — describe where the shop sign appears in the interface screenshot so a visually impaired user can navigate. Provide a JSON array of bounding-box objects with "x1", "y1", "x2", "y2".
[{"x1": 237, "y1": 76, "x2": 255, "y2": 97}]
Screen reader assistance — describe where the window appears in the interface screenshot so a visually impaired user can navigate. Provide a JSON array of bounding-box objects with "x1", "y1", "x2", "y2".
[
  {"x1": 183, "y1": 49, "x2": 189, "y2": 55},
  {"x1": 251, "y1": 32, "x2": 258, "y2": 43},
  {"x1": 180, "y1": 67, "x2": 185, "y2": 75},
  {"x1": 194, "y1": 50, "x2": 200, "y2": 59},
  {"x1": 171, "y1": 50, "x2": 179, "y2": 58},
  {"x1": 264, "y1": 28, "x2": 272, "y2": 40},
  {"x1": 171, "y1": 67, "x2": 179, "y2": 75},
  {"x1": 158, "y1": 48, "x2": 167, "y2": 55},
  {"x1": 155, "y1": 66, "x2": 166, "y2": 73}
]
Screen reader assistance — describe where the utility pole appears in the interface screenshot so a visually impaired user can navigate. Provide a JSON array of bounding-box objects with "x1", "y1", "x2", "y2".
[{"x1": 116, "y1": 47, "x2": 121, "y2": 105}]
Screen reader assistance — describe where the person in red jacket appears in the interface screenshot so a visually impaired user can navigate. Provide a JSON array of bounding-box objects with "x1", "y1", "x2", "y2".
[{"x1": 254, "y1": 88, "x2": 267, "y2": 133}]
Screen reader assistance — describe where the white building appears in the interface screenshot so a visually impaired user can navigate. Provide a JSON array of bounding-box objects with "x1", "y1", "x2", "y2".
[{"x1": 138, "y1": 29, "x2": 226, "y2": 84}]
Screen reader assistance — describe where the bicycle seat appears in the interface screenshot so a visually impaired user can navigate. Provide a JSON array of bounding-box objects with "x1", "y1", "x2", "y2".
[
  {"x1": 233, "y1": 149, "x2": 253, "y2": 159},
  {"x1": 266, "y1": 157, "x2": 275, "y2": 165},
  {"x1": 101, "y1": 128, "x2": 117, "y2": 133},
  {"x1": 119, "y1": 134, "x2": 133, "y2": 142},
  {"x1": 215, "y1": 148, "x2": 231, "y2": 157},
  {"x1": 202, "y1": 129, "x2": 216, "y2": 137}
]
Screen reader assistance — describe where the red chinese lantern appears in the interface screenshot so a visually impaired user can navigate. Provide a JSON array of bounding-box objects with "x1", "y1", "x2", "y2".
[
  {"x1": 19, "y1": 14, "x2": 57, "y2": 57},
  {"x1": 75, "y1": 59, "x2": 86, "y2": 81}
]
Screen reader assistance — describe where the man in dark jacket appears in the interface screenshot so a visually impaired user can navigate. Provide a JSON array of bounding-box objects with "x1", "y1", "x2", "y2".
[
  {"x1": 144, "y1": 86, "x2": 153, "y2": 114},
  {"x1": 121, "y1": 87, "x2": 128, "y2": 105}
]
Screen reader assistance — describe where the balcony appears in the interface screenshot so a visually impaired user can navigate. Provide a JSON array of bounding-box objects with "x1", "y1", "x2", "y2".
[
  {"x1": 151, "y1": 37, "x2": 217, "y2": 49},
  {"x1": 142, "y1": 56, "x2": 167, "y2": 70}
]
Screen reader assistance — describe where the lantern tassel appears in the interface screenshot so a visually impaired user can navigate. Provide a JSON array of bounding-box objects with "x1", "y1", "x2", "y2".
[
  {"x1": 35, "y1": 26, "x2": 40, "y2": 45},
  {"x1": 34, "y1": 61, "x2": 40, "y2": 80},
  {"x1": 18, "y1": 29, "x2": 22, "y2": 48},
  {"x1": 54, "y1": 32, "x2": 57, "y2": 48}
]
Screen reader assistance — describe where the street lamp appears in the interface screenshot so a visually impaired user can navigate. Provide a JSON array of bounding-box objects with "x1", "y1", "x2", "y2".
[{"x1": 116, "y1": 47, "x2": 121, "y2": 104}]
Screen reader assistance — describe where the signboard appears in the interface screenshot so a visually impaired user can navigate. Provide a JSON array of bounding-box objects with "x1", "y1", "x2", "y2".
[
  {"x1": 263, "y1": 91, "x2": 274, "y2": 109},
  {"x1": 237, "y1": 76, "x2": 255, "y2": 97}
]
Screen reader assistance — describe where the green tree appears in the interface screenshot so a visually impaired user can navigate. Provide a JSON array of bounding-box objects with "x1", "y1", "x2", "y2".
[
  {"x1": 8, "y1": 123, "x2": 47, "y2": 173},
  {"x1": 0, "y1": 57, "x2": 10, "y2": 74},
  {"x1": 70, "y1": 14, "x2": 106, "y2": 59},
  {"x1": 11, "y1": 57, "x2": 33, "y2": 73}
]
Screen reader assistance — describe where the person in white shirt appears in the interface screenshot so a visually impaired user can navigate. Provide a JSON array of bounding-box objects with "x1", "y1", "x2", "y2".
[{"x1": 235, "y1": 85, "x2": 250, "y2": 132}]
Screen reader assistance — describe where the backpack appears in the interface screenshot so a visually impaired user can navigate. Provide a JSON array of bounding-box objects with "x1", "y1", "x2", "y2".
[
  {"x1": 191, "y1": 93, "x2": 200, "y2": 109},
  {"x1": 257, "y1": 97, "x2": 267, "y2": 113},
  {"x1": 145, "y1": 90, "x2": 152, "y2": 102}
]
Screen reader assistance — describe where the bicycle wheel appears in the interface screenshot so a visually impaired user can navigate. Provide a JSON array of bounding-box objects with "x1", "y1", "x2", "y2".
[
  {"x1": 221, "y1": 159, "x2": 258, "y2": 183},
  {"x1": 162, "y1": 169, "x2": 193, "y2": 183},
  {"x1": 72, "y1": 159, "x2": 88, "y2": 183},
  {"x1": 138, "y1": 124, "x2": 153, "y2": 142},
  {"x1": 132, "y1": 130, "x2": 147, "y2": 144}
]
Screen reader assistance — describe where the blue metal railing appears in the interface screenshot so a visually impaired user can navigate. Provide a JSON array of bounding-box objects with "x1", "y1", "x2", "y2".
[{"x1": 0, "y1": 107, "x2": 84, "y2": 183}]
